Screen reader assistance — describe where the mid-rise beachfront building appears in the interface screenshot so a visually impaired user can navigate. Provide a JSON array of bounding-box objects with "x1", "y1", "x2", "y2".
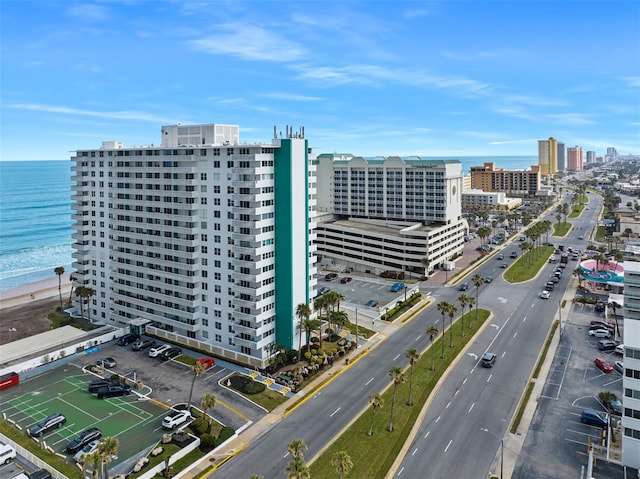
[
  {"x1": 469, "y1": 162, "x2": 541, "y2": 196},
  {"x1": 538, "y1": 137, "x2": 558, "y2": 176},
  {"x1": 622, "y1": 261, "x2": 640, "y2": 469},
  {"x1": 70, "y1": 123, "x2": 316, "y2": 368},
  {"x1": 567, "y1": 146, "x2": 583, "y2": 171},
  {"x1": 461, "y1": 189, "x2": 522, "y2": 211},
  {"x1": 557, "y1": 141, "x2": 566, "y2": 172},
  {"x1": 314, "y1": 154, "x2": 465, "y2": 276}
]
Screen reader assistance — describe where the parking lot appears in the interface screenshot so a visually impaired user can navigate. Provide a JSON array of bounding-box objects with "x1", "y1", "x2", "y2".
[
  {"x1": 316, "y1": 273, "x2": 415, "y2": 311},
  {"x1": 513, "y1": 291, "x2": 626, "y2": 478}
]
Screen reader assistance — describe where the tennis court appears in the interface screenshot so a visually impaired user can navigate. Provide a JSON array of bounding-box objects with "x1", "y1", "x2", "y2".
[{"x1": 0, "y1": 365, "x2": 169, "y2": 469}]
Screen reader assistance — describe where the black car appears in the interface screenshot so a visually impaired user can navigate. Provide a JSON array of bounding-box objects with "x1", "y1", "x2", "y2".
[
  {"x1": 66, "y1": 427, "x2": 102, "y2": 454},
  {"x1": 28, "y1": 413, "x2": 66, "y2": 437},
  {"x1": 88, "y1": 378, "x2": 120, "y2": 393},
  {"x1": 117, "y1": 333, "x2": 140, "y2": 346},
  {"x1": 160, "y1": 347, "x2": 182, "y2": 361},
  {"x1": 595, "y1": 302, "x2": 606, "y2": 313},
  {"x1": 481, "y1": 352, "x2": 496, "y2": 368},
  {"x1": 97, "y1": 384, "x2": 132, "y2": 399},
  {"x1": 28, "y1": 470, "x2": 52, "y2": 479},
  {"x1": 132, "y1": 338, "x2": 156, "y2": 351}
]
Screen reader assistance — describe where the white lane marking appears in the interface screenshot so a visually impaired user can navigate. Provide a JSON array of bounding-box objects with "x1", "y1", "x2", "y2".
[
  {"x1": 416, "y1": 335, "x2": 422, "y2": 341},
  {"x1": 365, "y1": 377, "x2": 375, "y2": 386},
  {"x1": 284, "y1": 452, "x2": 289, "y2": 458},
  {"x1": 330, "y1": 407, "x2": 341, "y2": 417},
  {"x1": 463, "y1": 378, "x2": 468, "y2": 385},
  {"x1": 454, "y1": 390, "x2": 459, "y2": 396},
  {"x1": 397, "y1": 466, "x2": 405, "y2": 476},
  {"x1": 487, "y1": 374, "x2": 492, "y2": 383},
  {"x1": 502, "y1": 351, "x2": 507, "y2": 358},
  {"x1": 393, "y1": 353, "x2": 401, "y2": 360},
  {"x1": 513, "y1": 332, "x2": 518, "y2": 338},
  {"x1": 435, "y1": 415, "x2": 441, "y2": 423},
  {"x1": 468, "y1": 403, "x2": 475, "y2": 413},
  {"x1": 523, "y1": 316, "x2": 527, "y2": 322},
  {"x1": 411, "y1": 448, "x2": 418, "y2": 456},
  {"x1": 446, "y1": 401, "x2": 451, "y2": 409},
  {"x1": 531, "y1": 303, "x2": 535, "y2": 308},
  {"x1": 424, "y1": 431, "x2": 430, "y2": 439},
  {"x1": 444, "y1": 439, "x2": 453, "y2": 452}
]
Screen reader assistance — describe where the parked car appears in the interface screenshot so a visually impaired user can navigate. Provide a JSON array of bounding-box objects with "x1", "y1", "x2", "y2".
[
  {"x1": 615, "y1": 344, "x2": 624, "y2": 355},
  {"x1": 66, "y1": 428, "x2": 102, "y2": 454},
  {"x1": 366, "y1": 300, "x2": 379, "y2": 308},
  {"x1": 73, "y1": 439, "x2": 100, "y2": 463},
  {"x1": 458, "y1": 282, "x2": 469, "y2": 291},
  {"x1": 117, "y1": 333, "x2": 140, "y2": 346},
  {"x1": 161, "y1": 410, "x2": 191, "y2": 430},
  {"x1": 88, "y1": 378, "x2": 120, "y2": 393},
  {"x1": 324, "y1": 273, "x2": 338, "y2": 281},
  {"x1": 197, "y1": 358, "x2": 215, "y2": 369},
  {"x1": 581, "y1": 409, "x2": 608, "y2": 428},
  {"x1": 539, "y1": 291, "x2": 551, "y2": 299},
  {"x1": 97, "y1": 385, "x2": 131, "y2": 399},
  {"x1": 390, "y1": 282, "x2": 405, "y2": 292},
  {"x1": 340, "y1": 277, "x2": 353, "y2": 284},
  {"x1": 588, "y1": 329, "x2": 612, "y2": 339},
  {"x1": 28, "y1": 413, "x2": 66, "y2": 437},
  {"x1": 614, "y1": 361, "x2": 624, "y2": 374},
  {"x1": 28, "y1": 470, "x2": 52, "y2": 479},
  {"x1": 0, "y1": 443, "x2": 16, "y2": 464},
  {"x1": 590, "y1": 321, "x2": 614, "y2": 331},
  {"x1": 317, "y1": 287, "x2": 331, "y2": 296},
  {"x1": 481, "y1": 352, "x2": 496, "y2": 368},
  {"x1": 149, "y1": 344, "x2": 172, "y2": 358},
  {"x1": 484, "y1": 276, "x2": 493, "y2": 283},
  {"x1": 96, "y1": 357, "x2": 116, "y2": 368},
  {"x1": 597, "y1": 339, "x2": 617, "y2": 352},
  {"x1": 609, "y1": 394, "x2": 623, "y2": 415},
  {"x1": 132, "y1": 338, "x2": 156, "y2": 351},
  {"x1": 160, "y1": 347, "x2": 182, "y2": 361},
  {"x1": 594, "y1": 302, "x2": 606, "y2": 313},
  {"x1": 594, "y1": 357, "x2": 614, "y2": 373}
]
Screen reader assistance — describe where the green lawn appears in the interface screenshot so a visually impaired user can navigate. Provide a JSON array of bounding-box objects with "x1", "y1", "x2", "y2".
[
  {"x1": 595, "y1": 225, "x2": 607, "y2": 243},
  {"x1": 552, "y1": 222, "x2": 571, "y2": 236},
  {"x1": 568, "y1": 205, "x2": 584, "y2": 218},
  {"x1": 504, "y1": 245, "x2": 555, "y2": 283},
  {"x1": 309, "y1": 309, "x2": 491, "y2": 479}
]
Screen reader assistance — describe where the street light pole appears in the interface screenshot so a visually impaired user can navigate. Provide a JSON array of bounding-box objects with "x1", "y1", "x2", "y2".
[
  {"x1": 481, "y1": 428, "x2": 503, "y2": 479},
  {"x1": 355, "y1": 308, "x2": 359, "y2": 348}
]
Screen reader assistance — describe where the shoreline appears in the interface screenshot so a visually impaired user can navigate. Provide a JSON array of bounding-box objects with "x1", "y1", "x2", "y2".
[{"x1": 0, "y1": 275, "x2": 72, "y2": 310}]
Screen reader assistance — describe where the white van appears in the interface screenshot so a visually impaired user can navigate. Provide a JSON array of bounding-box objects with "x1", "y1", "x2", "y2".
[{"x1": 0, "y1": 443, "x2": 17, "y2": 464}]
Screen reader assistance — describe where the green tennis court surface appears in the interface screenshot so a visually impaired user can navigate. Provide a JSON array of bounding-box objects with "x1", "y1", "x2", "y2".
[{"x1": 0, "y1": 365, "x2": 170, "y2": 470}]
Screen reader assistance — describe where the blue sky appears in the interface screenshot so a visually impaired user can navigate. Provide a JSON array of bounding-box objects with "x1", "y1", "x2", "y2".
[{"x1": 1, "y1": 0, "x2": 639, "y2": 161}]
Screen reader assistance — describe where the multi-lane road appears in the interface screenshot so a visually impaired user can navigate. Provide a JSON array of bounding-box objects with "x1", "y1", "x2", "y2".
[{"x1": 214, "y1": 192, "x2": 601, "y2": 479}]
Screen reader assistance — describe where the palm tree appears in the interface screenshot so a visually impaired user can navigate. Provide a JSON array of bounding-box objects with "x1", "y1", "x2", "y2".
[
  {"x1": 405, "y1": 348, "x2": 420, "y2": 406},
  {"x1": 287, "y1": 439, "x2": 307, "y2": 462},
  {"x1": 200, "y1": 392, "x2": 216, "y2": 426},
  {"x1": 86, "y1": 450, "x2": 101, "y2": 479},
  {"x1": 436, "y1": 301, "x2": 449, "y2": 359},
  {"x1": 466, "y1": 296, "x2": 475, "y2": 327},
  {"x1": 98, "y1": 436, "x2": 119, "y2": 479},
  {"x1": 447, "y1": 303, "x2": 458, "y2": 348},
  {"x1": 387, "y1": 366, "x2": 406, "y2": 432},
  {"x1": 295, "y1": 303, "x2": 311, "y2": 361},
  {"x1": 458, "y1": 294, "x2": 468, "y2": 337},
  {"x1": 301, "y1": 318, "x2": 321, "y2": 355},
  {"x1": 608, "y1": 301, "x2": 622, "y2": 339},
  {"x1": 421, "y1": 256, "x2": 430, "y2": 278},
  {"x1": 54, "y1": 266, "x2": 65, "y2": 310},
  {"x1": 286, "y1": 460, "x2": 310, "y2": 479},
  {"x1": 472, "y1": 274, "x2": 484, "y2": 321},
  {"x1": 330, "y1": 310, "x2": 349, "y2": 334},
  {"x1": 331, "y1": 450, "x2": 353, "y2": 479},
  {"x1": 367, "y1": 393, "x2": 384, "y2": 436},
  {"x1": 82, "y1": 286, "x2": 95, "y2": 322},
  {"x1": 68, "y1": 274, "x2": 76, "y2": 307},
  {"x1": 187, "y1": 361, "x2": 207, "y2": 411},
  {"x1": 75, "y1": 285, "x2": 86, "y2": 318},
  {"x1": 418, "y1": 324, "x2": 437, "y2": 371},
  {"x1": 313, "y1": 296, "x2": 328, "y2": 348}
]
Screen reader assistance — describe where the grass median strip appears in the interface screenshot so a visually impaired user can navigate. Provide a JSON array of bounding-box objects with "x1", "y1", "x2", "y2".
[
  {"x1": 504, "y1": 245, "x2": 555, "y2": 283},
  {"x1": 309, "y1": 309, "x2": 490, "y2": 479}
]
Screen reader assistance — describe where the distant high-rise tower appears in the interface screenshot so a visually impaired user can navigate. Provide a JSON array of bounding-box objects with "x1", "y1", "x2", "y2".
[
  {"x1": 567, "y1": 146, "x2": 583, "y2": 170},
  {"x1": 538, "y1": 137, "x2": 558, "y2": 175},
  {"x1": 607, "y1": 147, "x2": 618, "y2": 159},
  {"x1": 557, "y1": 142, "x2": 566, "y2": 171},
  {"x1": 586, "y1": 151, "x2": 596, "y2": 164}
]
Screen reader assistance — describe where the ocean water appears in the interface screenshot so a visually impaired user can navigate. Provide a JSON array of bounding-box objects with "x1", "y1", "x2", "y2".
[
  {"x1": 0, "y1": 156, "x2": 537, "y2": 292},
  {"x1": 0, "y1": 161, "x2": 74, "y2": 291}
]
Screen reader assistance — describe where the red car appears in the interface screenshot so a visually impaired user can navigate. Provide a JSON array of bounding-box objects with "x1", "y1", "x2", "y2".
[
  {"x1": 197, "y1": 358, "x2": 215, "y2": 369},
  {"x1": 590, "y1": 320, "x2": 614, "y2": 330},
  {"x1": 594, "y1": 357, "x2": 614, "y2": 373},
  {"x1": 340, "y1": 277, "x2": 353, "y2": 284}
]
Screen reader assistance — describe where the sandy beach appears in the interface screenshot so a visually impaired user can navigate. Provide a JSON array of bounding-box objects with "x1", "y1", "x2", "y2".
[{"x1": 0, "y1": 275, "x2": 72, "y2": 309}]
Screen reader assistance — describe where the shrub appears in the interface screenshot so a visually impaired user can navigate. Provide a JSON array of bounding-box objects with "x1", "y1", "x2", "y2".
[
  {"x1": 311, "y1": 349, "x2": 317, "y2": 355},
  {"x1": 217, "y1": 426, "x2": 235, "y2": 445},
  {"x1": 151, "y1": 447, "x2": 164, "y2": 457},
  {"x1": 191, "y1": 417, "x2": 208, "y2": 436},
  {"x1": 243, "y1": 381, "x2": 266, "y2": 395},
  {"x1": 303, "y1": 352, "x2": 311, "y2": 360},
  {"x1": 200, "y1": 433, "x2": 216, "y2": 449},
  {"x1": 286, "y1": 350, "x2": 298, "y2": 362},
  {"x1": 310, "y1": 337, "x2": 320, "y2": 344}
]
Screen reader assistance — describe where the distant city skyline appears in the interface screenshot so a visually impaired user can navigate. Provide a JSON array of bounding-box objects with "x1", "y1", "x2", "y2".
[{"x1": 1, "y1": 0, "x2": 639, "y2": 162}]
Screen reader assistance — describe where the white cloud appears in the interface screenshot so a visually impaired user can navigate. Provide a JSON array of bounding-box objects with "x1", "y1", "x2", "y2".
[
  {"x1": 622, "y1": 76, "x2": 640, "y2": 88},
  {"x1": 8, "y1": 103, "x2": 175, "y2": 123},
  {"x1": 66, "y1": 4, "x2": 110, "y2": 22},
  {"x1": 260, "y1": 92, "x2": 323, "y2": 102},
  {"x1": 547, "y1": 113, "x2": 597, "y2": 126},
  {"x1": 189, "y1": 23, "x2": 305, "y2": 62}
]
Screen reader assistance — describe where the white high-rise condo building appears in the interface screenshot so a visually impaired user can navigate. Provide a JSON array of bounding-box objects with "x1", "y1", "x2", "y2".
[
  {"x1": 314, "y1": 154, "x2": 465, "y2": 276},
  {"x1": 622, "y1": 261, "x2": 640, "y2": 469},
  {"x1": 70, "y1": 124, "x2": 316, "y2": 368}
]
